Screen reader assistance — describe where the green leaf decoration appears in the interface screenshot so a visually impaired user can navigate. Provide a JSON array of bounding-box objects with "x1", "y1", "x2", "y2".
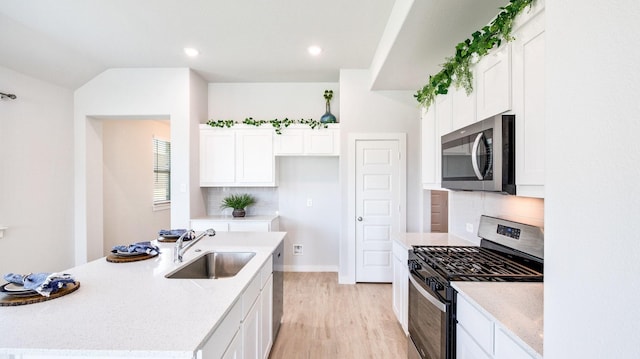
[
  {"x1": 206, "y1": 117, "x2": 328, "y2": 135},
  {"x1": 415, "y1": 0, "x2": 535, "y2": 109}
]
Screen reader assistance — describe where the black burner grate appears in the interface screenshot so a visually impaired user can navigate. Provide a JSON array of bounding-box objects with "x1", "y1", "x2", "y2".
[{"x1": 413, "y1": 246, "x2": 543, "y2": 282}]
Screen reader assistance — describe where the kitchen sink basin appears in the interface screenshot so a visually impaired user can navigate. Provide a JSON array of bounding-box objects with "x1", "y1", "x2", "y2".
[{"x1": 165, "y1": 251, "x2": 256, "y2": 279}]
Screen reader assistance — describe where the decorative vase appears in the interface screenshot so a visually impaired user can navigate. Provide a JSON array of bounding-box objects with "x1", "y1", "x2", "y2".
[
  {"x1": 232, "y1": 209, "x2": 246, "y2": 218},
  {"x1": 320, "y1": 100, "x2": 337, "y2": 123}
]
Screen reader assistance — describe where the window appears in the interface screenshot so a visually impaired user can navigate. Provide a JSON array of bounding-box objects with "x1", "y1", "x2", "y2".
[{"x1": 153, "y1": 138, "x2": 171, "y2": 206}]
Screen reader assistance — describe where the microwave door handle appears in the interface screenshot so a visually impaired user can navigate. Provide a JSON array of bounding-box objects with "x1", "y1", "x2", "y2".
[{"x1": 471, "y1": 132, "x2": 484, "y2": 180}]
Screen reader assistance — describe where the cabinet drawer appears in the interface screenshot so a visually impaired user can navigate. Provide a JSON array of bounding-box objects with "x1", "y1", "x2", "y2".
[
  {"x1": 456, "y1": 295, "x2": 494, "y2": 355},
  {"x1": 261, "y1": 256, "x2": 273, "y2": 288},
  {"x1": 242, "y1": 274, "x2": 261, "y2": 320},
  {"x1": 229, "y1": 221, "x2": 270, "y2": 232},
  {"x1": 190, "y1": 220, "x2": 229, "y2": 232}
]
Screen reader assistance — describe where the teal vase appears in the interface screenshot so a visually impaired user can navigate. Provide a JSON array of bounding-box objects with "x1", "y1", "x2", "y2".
[{"x1": 320, "y1": 101, "x2": 337, "y2": 123}]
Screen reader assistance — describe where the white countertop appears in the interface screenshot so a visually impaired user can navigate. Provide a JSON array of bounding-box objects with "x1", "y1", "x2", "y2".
[
  {"x1": 393, "y1": 232, "x2": 543, "y2": 358},
  {"x1": 0, "y1": 232, "x2": 286, "y2": 358},
  {"x1": 191, "y1": 215, "x2": 278, "y2": 222},
  {"x1": 452, "y1": 282, "x2": 543, "y2": 358}
]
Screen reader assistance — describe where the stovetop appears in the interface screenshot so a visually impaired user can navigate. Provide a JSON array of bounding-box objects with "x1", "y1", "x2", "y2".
[{"x1": 412, "y1": 245, "x2": 543, "y2": 282}]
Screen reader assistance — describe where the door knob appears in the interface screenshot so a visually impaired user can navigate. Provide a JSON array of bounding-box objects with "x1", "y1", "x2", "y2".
[{"x1": 357, "y1": 217, "x2": 363, "y2": 221}]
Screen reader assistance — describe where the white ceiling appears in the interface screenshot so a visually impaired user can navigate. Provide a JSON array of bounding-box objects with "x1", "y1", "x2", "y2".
[{"x1": 0, "y1": 0, "x2": 507, "y2": 91}]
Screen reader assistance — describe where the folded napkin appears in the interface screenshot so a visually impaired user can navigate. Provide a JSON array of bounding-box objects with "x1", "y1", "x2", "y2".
[
  {"x1": 3, "y1": 272, "x2": 76, "y2": 297},
  {"x1": 158, "y1": 229, "x2": 187, "y2": 237},
  {"x1": 111, "y1": 241, "x2": 159, "y2": 255}
]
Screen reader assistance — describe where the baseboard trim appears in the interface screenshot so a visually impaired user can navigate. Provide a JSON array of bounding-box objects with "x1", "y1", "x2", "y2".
[{"x1": 283, "y1": 265, "x2": 338, "y2": 272}]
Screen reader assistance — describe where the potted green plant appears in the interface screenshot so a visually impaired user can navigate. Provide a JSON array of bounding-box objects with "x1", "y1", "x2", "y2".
[{"x1": 220, "y1": 193, "x2": 256, "y2": 217}]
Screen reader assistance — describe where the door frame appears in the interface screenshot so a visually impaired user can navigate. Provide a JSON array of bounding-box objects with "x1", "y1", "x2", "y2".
[{"x1": 346, "y1": 133, "x2": 406, "y2": 283}]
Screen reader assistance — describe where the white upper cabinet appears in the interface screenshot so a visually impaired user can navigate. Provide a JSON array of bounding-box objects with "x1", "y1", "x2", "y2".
[
  {"x1": 511, "y1": 3, "x2": 546, "y2": 198},
  {"x1": 451, "y1": 85, "x2": 477, "y2": 130},
  {"x1": 476, "y1": 43, "x2": 512, "y2": 120},
  {"x1": 422, "y1": 104, "x2": 440, "y2": 189},
  {"x1": 200, "y1": 126, "x2": 276, "y2": 187},
  {"x1": 274, "y1": 125, "x2": 339, "y2": 156}
]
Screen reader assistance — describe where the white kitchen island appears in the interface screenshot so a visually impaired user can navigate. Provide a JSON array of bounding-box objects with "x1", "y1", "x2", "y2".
[{"x1": 0, "y1": 231, "x2": 286, "y2": 359}]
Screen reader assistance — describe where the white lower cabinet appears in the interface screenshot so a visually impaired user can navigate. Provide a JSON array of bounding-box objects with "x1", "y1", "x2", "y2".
[
  {"x1": 199, "y1": 256, "x2": 274, "y2": 359},
  {"x1": 242, "y1": 296, "x2": 261, "y2": 359},
  {"x1": 260, "y1": 275, "x2": 273, "y2": 359},
  {"x1": 456, "y1": 294, "x2": 538, "y2": 359},
  {"x1": 200, "y1": 298, "x2": 242, "y2": 359},
  {"x1": 221, "y1": 330, "x2": 242, "y2": 359},
  {"x1": 494, "y1": 327, "x2": 535, "y2": 359},
  {"x1": 457, "y1": 325, "x2": 492, "y2": 359},
  {"x1": 391, "y1": 241, "x2": 408, "y2": 334},
  {"x1": 190, "y1": 217, "x2": 279, "y2": 233}
]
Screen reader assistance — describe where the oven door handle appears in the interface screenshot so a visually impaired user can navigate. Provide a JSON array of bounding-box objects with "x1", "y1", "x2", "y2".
[
  {"x1": 409, "y1": 272, "x2": 447, "y2": 312},
  {"x1": 471, "y1": 132, "x2": 484, "y2": 180}
]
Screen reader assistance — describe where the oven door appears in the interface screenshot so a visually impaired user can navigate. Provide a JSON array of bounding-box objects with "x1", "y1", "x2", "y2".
[{"x1": 408, "y1": 269, "x2": 449, "y2": 359}]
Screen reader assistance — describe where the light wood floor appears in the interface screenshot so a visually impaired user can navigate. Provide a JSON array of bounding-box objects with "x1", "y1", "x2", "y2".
[{"x1": 269, "y1": 272, "x2": 408, "y2": 359}]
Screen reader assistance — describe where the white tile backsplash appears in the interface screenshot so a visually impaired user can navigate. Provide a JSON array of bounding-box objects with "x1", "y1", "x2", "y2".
[
  {"x1": 205, "y1": 187, "x2": 279, "y2": 216},
  {"x1": 449, "y1": 191, "x2": 544, "y2": 244}
]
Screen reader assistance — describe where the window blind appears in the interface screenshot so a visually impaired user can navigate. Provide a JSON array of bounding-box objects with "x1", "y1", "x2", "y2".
[{"x1": 153, "y1": 138, "x2": 171, "y2": 204}]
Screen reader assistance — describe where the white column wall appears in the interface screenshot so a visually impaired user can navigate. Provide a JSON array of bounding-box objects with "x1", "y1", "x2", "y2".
[
  {"x1": 0, "y1": 65, "x2": 74, "y2": 274},
  {"x1": 74, "y1": 68, "x2": 206, "y2": 264},
  {"x1": 545, "y1": 1, "x2": 640, "y2": 357}
]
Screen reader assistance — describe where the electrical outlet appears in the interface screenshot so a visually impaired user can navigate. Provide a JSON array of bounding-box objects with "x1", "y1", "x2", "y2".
[
  {"x1": 293, "y1": 244, "x2": 303, "y2": 255},
  {"x1": 466, "y1": 223, "x2": 474, "y2": 233},
  {"x1": 306, "y1": 198, "x2": 313, "y2": 207}
]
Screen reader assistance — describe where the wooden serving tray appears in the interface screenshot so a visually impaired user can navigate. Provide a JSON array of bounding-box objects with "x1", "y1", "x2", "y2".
[
  {"x1": 0, "y1": 282, "x2": 80, "y2": 307},
  {"x1": 106, "y1": 252, "x2": 158, "y2": 263}
]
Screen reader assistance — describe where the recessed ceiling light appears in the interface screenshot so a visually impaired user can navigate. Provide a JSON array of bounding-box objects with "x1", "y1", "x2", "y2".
[
  {"x1": 308, "y1": 46, "x2": 322, "y2": 56},
  {"x1": 184, "y1": 47, "x2": 199, "y2": 57}
]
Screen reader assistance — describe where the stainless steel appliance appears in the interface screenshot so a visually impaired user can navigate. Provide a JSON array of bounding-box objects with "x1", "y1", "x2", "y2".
[
  {"x1": 407, "y1": 215, "x2": 543, "y2": 359},
  {"x1": 441, "y1": 114, "x2": 516, "y2": 195},
  {"x1": 272, "y1": 240, "x2": 284, "y2": 340}
]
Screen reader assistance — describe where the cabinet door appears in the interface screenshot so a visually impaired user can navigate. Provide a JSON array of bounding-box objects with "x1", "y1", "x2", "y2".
[
  {"x1": 512, "y1": 9, "x2": 545, "y2": 198},
  {"x1": 457, "y1": 325, "x2": 492, "y2": 359},
  {"x1": 451, "y1": 85, "x2": 476, "y2": 130},
  {"x1": 236, "y1": 130, "x2": 276, "y2": 185},
  {"x1": 200, "y1": 129, "x2": 236, "y2": 186},
  {"x1": 457, "y1": 295, "x2": 494, "y2": 355},
  {"x1": 190, "y1": 220, "x2": 229, "y2": 232},
  {"x1": 242, "y1": 298, "x2": 261, "y2": 359},
  {"x1": 305, "y1": 129, "x2": 339, "y2": 155},
  {"x1": 494, "y1": 327, "x2": 535, "y2": 359},
  {"x1": 260, "y1": 275, "x2": 273, "y2": 359},
  {"x1": 228, "y1": 221, "x2": 270, "y2": 232},
  {"x1": 436, "y1": 94, "x2": 453, "y2": 136},
  {"x1": 476, "y1": 44, "x2": 512, "y2": 120},
  {"x1": 274, "y1": 129, "x2": 305, "y2": 155},
  {"x1": 421, "y1": 105, "x2": 439, "y2": 188},
  {"x1": 221, "y1": 330, "x2": 242, "y2": 359}
]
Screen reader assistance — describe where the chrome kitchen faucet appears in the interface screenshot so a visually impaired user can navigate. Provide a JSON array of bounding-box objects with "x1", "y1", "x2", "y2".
[{"x1": 174, "y1": 229, "x2": 216, "y2": 263}]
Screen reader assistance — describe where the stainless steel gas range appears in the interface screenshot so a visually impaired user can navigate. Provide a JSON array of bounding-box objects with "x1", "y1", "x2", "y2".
[{"x1": 407, "y1": 215, "x2": 544, "y2": 359}]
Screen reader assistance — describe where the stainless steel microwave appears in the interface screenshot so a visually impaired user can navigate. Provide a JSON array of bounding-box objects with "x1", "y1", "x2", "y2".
[{"x1": 441, "y1": 114, "x2": 516, "y2": 195}]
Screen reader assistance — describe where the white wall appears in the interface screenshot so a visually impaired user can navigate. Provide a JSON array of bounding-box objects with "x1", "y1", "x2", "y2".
[
  {"x1": 74, "y1": 68, "x2": 207, "y2": 264},
  {"x1": 207, "y1": 82, "x2": 341, "y2": 272},
  {"x1": 338, "y1": 69, "x2": 421, "y2": 283},
  {"x1": 278, "y1": 157, "x2": 340, "y2": 272},
  {"x1": 209, "y1": 82, "x2": 340, "y2": 121},
  {"x1": 102, "y1": 120, "x2": 171, "y2": 254},
  {"x1": 0, "y1": 65, "x2": 74, "y2": 274},
  {"x1": 448, "y1": 191, "x2": 544, "y2": 244},
  {"x1": 545, "y1": 1, "x2": 640, "y2": 358}
]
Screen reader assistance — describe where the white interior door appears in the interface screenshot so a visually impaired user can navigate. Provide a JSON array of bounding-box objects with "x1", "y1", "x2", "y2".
[{"x1": 355, "y1": 139, "x2": 402, "y2": 282}]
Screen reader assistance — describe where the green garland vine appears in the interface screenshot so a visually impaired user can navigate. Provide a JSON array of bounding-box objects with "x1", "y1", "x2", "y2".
[
  {"x1": 206, "y1": 118, "x2": 328, "y2": 135},
  {"x1": 414, "y1": 0, "x2": 535, "y2": 109}
]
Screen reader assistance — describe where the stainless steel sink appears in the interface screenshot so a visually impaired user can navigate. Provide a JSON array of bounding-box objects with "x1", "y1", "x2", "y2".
[{"x1": 165, "y1": 251, "x2": 256, "y2": 279}]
